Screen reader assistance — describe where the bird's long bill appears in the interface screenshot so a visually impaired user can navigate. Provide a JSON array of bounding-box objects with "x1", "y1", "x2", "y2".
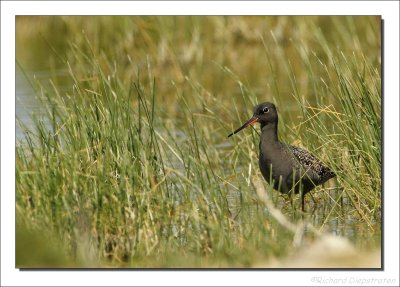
[{"x1": 227, "y1": 117, "x2": 258, "y2": 138}]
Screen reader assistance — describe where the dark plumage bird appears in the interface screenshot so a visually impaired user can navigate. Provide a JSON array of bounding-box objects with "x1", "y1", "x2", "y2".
[{"x1": 227, "y1": 102, "x2": 336, "y2": 211}]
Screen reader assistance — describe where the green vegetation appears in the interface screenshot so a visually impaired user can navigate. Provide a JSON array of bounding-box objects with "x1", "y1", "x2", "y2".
[{"x1": 16, "y1": 16, "x2": 381, "y2": 267}]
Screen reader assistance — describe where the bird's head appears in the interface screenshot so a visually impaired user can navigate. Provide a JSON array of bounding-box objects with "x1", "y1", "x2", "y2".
[{"x1": 227, "y1": 102, "x2": 278, "y2": 138}]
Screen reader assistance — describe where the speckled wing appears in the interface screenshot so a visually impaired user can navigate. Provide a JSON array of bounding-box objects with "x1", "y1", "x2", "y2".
[{"x1": 286, "y1": 145, "x2": 336, "y2": 184}]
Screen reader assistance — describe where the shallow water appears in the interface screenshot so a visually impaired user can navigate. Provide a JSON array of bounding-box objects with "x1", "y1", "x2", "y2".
[
  {"x1": 226, "y1": 187, "x2": 381, "y2": 249},
  {"x1": 16, "y1": 66, "x2": 41, "y2": 141}
]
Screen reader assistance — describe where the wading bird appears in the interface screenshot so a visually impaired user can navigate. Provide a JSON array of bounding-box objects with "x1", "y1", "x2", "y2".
[{"x1": 228, "y1": 102, "x2": 336, "y2": 211}]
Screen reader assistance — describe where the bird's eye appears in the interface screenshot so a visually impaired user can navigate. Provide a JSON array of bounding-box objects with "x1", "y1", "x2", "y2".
[{"x1": 262, "y1": 107, "x2": 269, "y2": 113}]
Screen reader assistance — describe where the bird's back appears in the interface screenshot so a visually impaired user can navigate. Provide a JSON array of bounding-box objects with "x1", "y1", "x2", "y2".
[{"x1": 285, "y1": 144, "x2": 336, "y2": 185}]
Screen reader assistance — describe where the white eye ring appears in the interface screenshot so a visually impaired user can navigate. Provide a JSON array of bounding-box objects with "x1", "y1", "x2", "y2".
[{"x1": 263, "y1": 107, "x2": 269, "y2": 113}]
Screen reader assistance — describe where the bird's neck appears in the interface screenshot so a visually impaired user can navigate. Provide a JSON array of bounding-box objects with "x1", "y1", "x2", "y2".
[{"x1": 260, "y1": 122, "x2": 279, "y2": 144}]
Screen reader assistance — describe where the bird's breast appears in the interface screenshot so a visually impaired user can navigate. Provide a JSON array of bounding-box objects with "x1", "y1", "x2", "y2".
[{"x1": 259, "y1": 145, "x2": 294, "y2": 185}]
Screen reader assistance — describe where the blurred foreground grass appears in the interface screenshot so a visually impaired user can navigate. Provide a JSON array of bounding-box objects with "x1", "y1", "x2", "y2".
[{"x1": 16, "y1": 16, "x2": 381, "y2": 268}]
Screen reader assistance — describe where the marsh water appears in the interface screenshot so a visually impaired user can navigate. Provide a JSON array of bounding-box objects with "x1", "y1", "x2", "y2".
[{"x1": 16, "y1": 66, "x2": 39, "y2": 140}]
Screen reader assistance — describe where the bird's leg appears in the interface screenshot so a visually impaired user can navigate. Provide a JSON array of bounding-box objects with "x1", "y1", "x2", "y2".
[{"x1": 297, "y1": 182, "x2": 305, "y2": 212}]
